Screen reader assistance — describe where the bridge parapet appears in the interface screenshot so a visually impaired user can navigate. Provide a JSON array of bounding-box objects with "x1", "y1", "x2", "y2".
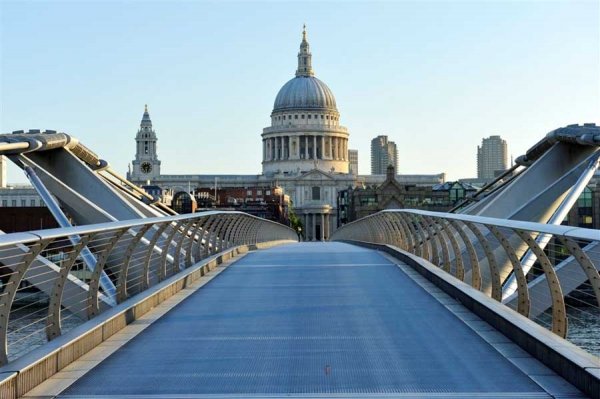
[
  {"x1": 0, "y1": 211, "x2": 297, "y2": 367},
  {"x1": 332, "y1": 210, "x2": 599, "y2": 343}
]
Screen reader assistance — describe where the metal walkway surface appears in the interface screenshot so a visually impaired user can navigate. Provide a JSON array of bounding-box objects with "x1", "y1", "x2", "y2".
[{"x1": 58, "y1": 242, "x2": 563, "y2": 398}]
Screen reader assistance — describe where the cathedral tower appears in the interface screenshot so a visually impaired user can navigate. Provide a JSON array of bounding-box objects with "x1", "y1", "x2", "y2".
[{"x1": 128, "y1": 105, "x2": 161, "y2": 183}]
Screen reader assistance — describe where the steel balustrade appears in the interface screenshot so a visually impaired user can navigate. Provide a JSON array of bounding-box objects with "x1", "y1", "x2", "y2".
[
  {"x1": 331, "y1": 209, "x2": 600, "y2": 346},
  {"x1": 0, "y1": 211, "x2": 297, "y2": 365}
]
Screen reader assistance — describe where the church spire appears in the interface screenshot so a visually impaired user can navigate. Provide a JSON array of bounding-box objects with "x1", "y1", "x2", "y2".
[
  {"x1": 296, "y1": 24, "x2": 314, "y2": 77},
  {"x1": 140, "y1": 104, "x2": 152, "y2": 130}
]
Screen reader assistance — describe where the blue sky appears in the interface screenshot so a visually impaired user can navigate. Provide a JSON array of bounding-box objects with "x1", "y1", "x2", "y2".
[{"x1": 1, "y1": 0, "x2": 598, "y2": 183}]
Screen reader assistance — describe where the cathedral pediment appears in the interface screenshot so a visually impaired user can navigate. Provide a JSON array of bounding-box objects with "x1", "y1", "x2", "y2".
[{"x1": 298, "y1": 168, "x2": 336, "y2": 181}]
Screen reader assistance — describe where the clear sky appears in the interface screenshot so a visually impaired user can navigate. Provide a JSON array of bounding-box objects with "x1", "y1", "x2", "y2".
[{"x1": 1, "y1": 0, "x2": 598, "y2": 184}]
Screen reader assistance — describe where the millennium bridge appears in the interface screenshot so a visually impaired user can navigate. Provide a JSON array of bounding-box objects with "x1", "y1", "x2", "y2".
[{"x1": 0, "y1": 124, "x2": 598, "y2": 398}]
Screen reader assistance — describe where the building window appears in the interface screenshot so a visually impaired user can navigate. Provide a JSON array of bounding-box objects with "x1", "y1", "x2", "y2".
[
  {"x1": 321, "y1": 115, "x2": 324, "y2": 119},
  {"x1": 301, "y1": 114, "x2": 305, "y2": 119},
  {"x1": 577, "y1": 187, "x2": 593, "y2": 227},
  {"x1": 40, "y1": 200, "x2": 45, "y2": 207},
  {"x1": 308, "y1": 115, "x2": 311, "y2": 119},
  {"x1": 257, "y1": 190, "x2": 262, "y2": 195},
  {"x1": 1, "y1": 200, "x2": 6, "y2": 207},
  {"x1": 247, "y1": 190, "x2": 252, "y2": 196},
  {"x1": 11, "y1": 200, "x2": 16, "y2": 207},
  {"x1": 360, "y1": 196, "x2": 377, "y2": 206},
  {"x1": 294, "y1": 115, "x2": 298, "y2": 119},
  {"x1": 578, "y1": 187, "x2": 592, "y2": 208},
  {"x1": 312, "y1": 186, "x2": 320, "y2": 200},
  {"x1": 21, "y1": 200, "x2": 26, "y2": 207},
  {"x1": 30, "y1": 199, "x2": 36, "y2": 206}
]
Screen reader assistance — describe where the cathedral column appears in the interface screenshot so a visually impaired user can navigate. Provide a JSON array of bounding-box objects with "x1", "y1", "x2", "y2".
[
  {"x1": 334, "y1": 137, "x2": 338, "y2": 160},
  {"x1": 305, "y1": 136, "x2": 309, "y2": 159},
  {"x1": 320, "y1": 213, "x2": 325, "y2": 241},
  {"x1": 331, "y1": 137, "x2": 335, "y2": 160},
  {"x1": 288, "y1": 136, "x2": 292, "y2": 159},
  {"x1": 328, "y1": 137, "x2": 332, "y2": 159},
  {"x1": 265, "y1": 139, "x2": 269, "y2": 161},
  {"x1": 303, "y1": 213, "x2": 308, "y2": 240},
  {"x1": 279, "y1": 136, "x2": 283, "y2": 160},
  {"x1": 267, "y1": 138, "x2": 272, "y2": 160},
  {"x1": 320, "y1": 136, "x2": 325, "y2": 160},
  {"x1": 311, "y1": 214, "x2": 316, "y2": 241},
  {"x1": 313, "y1": 136, "x2": 317, "y2": 160},
  {"x1": 278, "y1": 136, "x2": 282, "y2": 160}
]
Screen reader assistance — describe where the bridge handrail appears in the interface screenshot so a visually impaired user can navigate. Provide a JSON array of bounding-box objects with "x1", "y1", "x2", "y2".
[
  {"x1": 331, "y1": 209, "x2": 600, "y2": 354},
  {"x1": 0, "y1": 211, "x2": 298, "y2": 365},
  {"x1": 337, "y1": 209, "x2": 599, "y2": 241},
  {"x1": 0, "y1": 210, "x2": 285, "y2": 246}
]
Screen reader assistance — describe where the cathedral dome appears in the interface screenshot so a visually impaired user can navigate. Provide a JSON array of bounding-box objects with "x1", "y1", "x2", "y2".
[
  {"x1": 272, "y1": 26, "x2": 338, "y2": 114},
  {"x1": 273, "y1": 76, "x2": 337, "y2": 112}
]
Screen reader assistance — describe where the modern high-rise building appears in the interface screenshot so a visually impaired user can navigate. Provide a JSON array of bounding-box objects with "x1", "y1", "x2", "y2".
[
  {"x1": 348, "y1": 149, "x2": 358, "y2": 175},
  {"x1": 371, "y1": 135, "x2": 398, "y2": 175},
  {"x1": 477, "y1": 135, "x2": 508, "y2": 180}
]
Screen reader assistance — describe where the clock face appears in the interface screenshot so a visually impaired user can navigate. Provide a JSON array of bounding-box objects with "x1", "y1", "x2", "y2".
[{"x1": 141, "y1": 162, "x2": 153, "y2": 174}]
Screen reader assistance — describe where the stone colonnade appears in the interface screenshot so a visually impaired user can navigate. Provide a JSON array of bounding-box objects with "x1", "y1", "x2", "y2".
[
  {"x1": 263, "y1": 135, "x2": 348, "y2": 162},
  {"x1": 302, "y1": 212, "x2": 335, "y2": 241}
]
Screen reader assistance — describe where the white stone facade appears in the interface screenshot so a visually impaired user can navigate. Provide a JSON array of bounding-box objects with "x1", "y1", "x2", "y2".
[{"x1": 0, "y1": 186, "x2": 44, "y2": 207}]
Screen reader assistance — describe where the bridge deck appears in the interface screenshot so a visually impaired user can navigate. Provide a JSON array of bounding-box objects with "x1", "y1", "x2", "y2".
[{"x1": 58, "y1": 242, "x2": 571, "y2": 397}]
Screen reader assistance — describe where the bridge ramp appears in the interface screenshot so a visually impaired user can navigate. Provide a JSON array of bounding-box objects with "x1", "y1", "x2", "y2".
[{"x1": 57, "y1": 242, "x2": 575, "y2": 397}]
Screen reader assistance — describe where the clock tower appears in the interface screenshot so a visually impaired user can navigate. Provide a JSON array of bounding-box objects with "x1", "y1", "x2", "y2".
[{"x1": 128, "y1": 104, "x2": 161, "y2": 184}]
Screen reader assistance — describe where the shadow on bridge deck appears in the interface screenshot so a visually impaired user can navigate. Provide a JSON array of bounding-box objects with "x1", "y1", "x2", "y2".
[{"x1": 54, "y1": 242, "x2": 580, "y2": 398}]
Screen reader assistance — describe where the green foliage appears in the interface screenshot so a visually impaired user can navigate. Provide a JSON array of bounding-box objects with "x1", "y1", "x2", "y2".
[{"x1": 288, "y1": 206, "x2": 303, "y2": 237}]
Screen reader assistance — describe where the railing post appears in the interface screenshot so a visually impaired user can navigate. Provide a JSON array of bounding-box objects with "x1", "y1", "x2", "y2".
[
  {"x1": 416, "y1": 215, "x2": 431, "y2": 260},
  {"x1": 0, "y1": 240, "x2": 52, "y2": 365},
  {"x1": 173, "y1": 220, "x2": 196, "y2": 272},
  {"x1": 117, "y1": 224, "x2": 153, "y2": 303},
  {"x1": 159, "y1": 220, "x2": 186, "y2": 281},
  {"x1": 46, "y1": 234, "x2": 95, "y2": 341},
  {"x1": 397, "y1": 213, "x2": 416, "y2": 253},
  {"x1": 87, "y1": 229, "x2": 128, "y2": 319},
  {"x1": 185, "y1": 218, "x2": 204, "y2": 266},
  {"x1": 487, "y1": 225, "x2": 530, "y2": 317},
  {"x1": 141, "y1": 222, "x2": 170, "y2": 290},
  {"x1": 515, "y1": 229, "x2": 567, "y2": 337},
  {"x1": 439, "y1": 219, "x2": 464, "y2": 280},
  {"x1": 425, "y1": 216, "x2": 450, "y2": 273},
  {"x1": 198, "y1": 216, "x2": 217, "y2": 260},
  {"x1": 464, "y1": 222, "x2": 502, "y2": 301},
  {"x1": 448, "y1": 220, "x2": 480, "y2": 289}
]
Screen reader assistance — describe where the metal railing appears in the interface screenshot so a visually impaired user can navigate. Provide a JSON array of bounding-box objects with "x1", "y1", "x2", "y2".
[
  {"x1": 0, "y1": 211, "x2": 297, "y2": 365},
  {"x1": 331, "y1": 209, "x2": 600, "y2": 354}
]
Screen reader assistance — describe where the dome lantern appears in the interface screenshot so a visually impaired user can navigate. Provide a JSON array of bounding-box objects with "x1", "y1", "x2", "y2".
[{"x1": 296, "y1": 24, "x2": 314, "y2": 77}]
